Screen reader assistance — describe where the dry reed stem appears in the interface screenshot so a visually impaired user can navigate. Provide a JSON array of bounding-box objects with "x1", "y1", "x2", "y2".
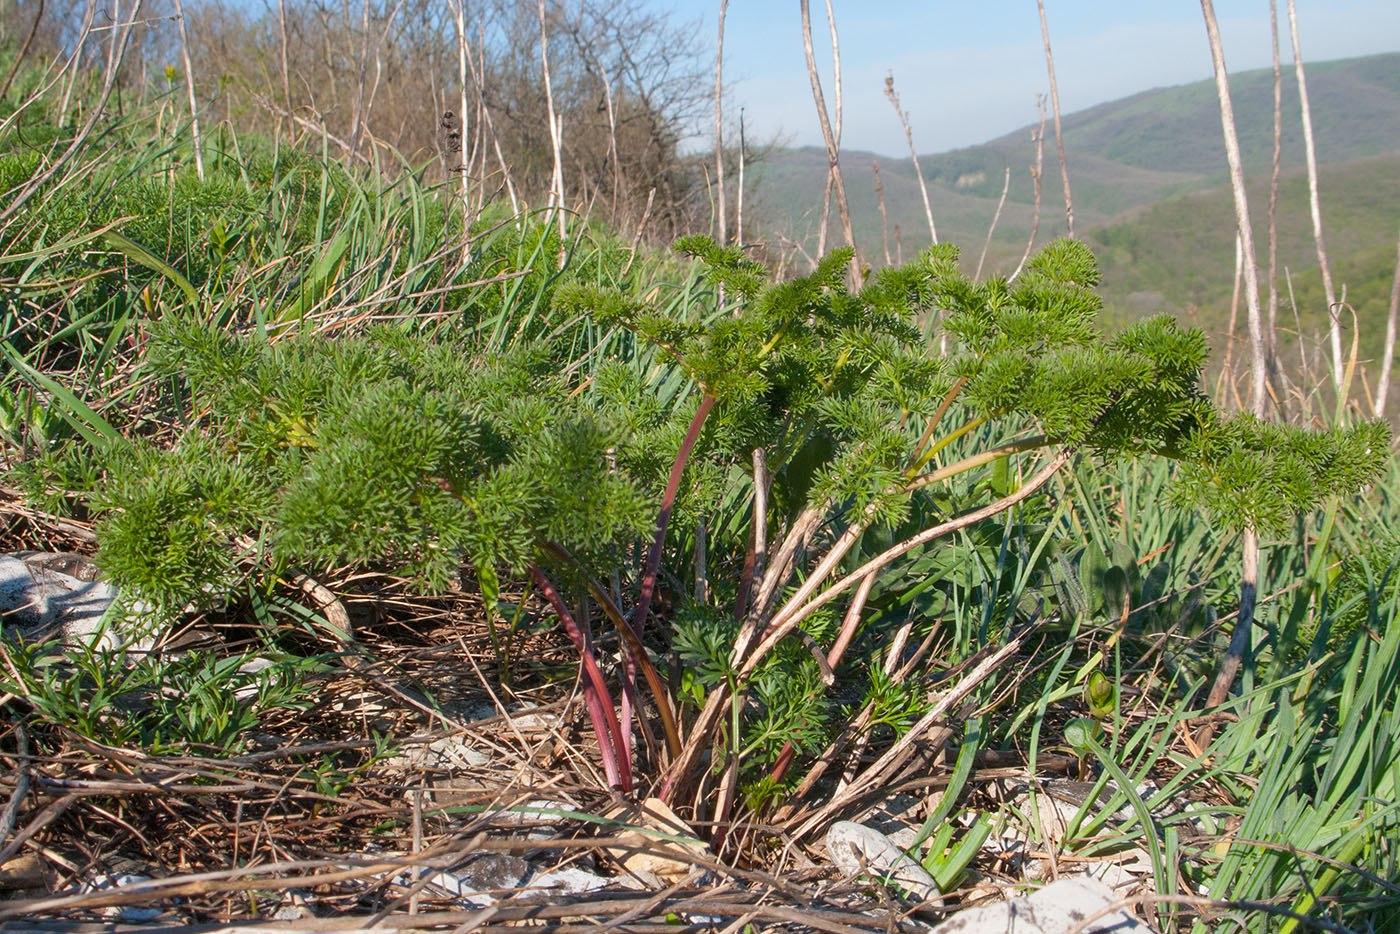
[
  {"x1": 1375, "y1": 228, "x2": 1400, "y2": 416},
  {"x1": 713, "y1": 0, "x2": 729, "y2": 246},
  {"x1": 800, "y1": 0, "x2": 858, "y2": 286},
  {"x1": 736, "y1": 109, "x2": 746, "y2": 245},
  {"x1": 537, "y1": 0, "x2": 567, "y2": 253},
  {"x1": 664, "y1": 449, "x2": 1072, "y2": 804},
  {"x1": 1217, "y1": 232, "x2": 1244, "y2": 401},
  {"x1": 882, "y1": 72, "x2": 936, "y2": 245},
  {"x1": 1266, "y1": 0, "x2": 1285, "y2": 408},
  {"x1": 57, "y1": 0, "x2": 96, "y2": 116},
  {"x1": 789, "y1": 631, "x2": 1031, "y2": 841},
  {"x1": 1010, "y1": 96, "x2": 1047, "y2": 282},
  {"x1": 974, "y1": 167, "x2": 1011, "y2": 281},
  {"x1": 1200, "y1": 0, "x2": 1266, "y2": 417},
  {"x1": 0, "y1": 0, "x2": 143, "y2": 227},
  {"x1": 1036, "y1": 0, "x2": 1073, "y2": 239},
  {"x1": 1287, "y1": 0, "x2": 1340, "y2": 394},
  {"x1": 872, "y1": 160, "x2": 891, "y2": 267},
  {"x1": 169, "y1": 0, "x2": 204, "y2": 180},
  {"x1": 0, "y1": 0, "x2": 44, "y2": 101}
]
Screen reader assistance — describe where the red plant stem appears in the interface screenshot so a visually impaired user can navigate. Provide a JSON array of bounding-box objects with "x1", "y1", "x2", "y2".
[
  {"x1": 632, "y1": 394, "x2": 717, "y2": 637},
  {"x1": 620, "y1": 393, "x2": 716, "y2": 762},
  {"x1": 733, "y1": 533, "x2": 757, "y2": 622},
  {"x1": 529, "y1": 563, "x2": 632, "y2": 791}
]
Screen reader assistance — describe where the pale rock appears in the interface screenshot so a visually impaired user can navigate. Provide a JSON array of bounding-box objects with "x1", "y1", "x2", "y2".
[
  {"x1": 386, "y1": 735, "x2": 492, "y2": 772},
  {"x1": 0, "y1": 553, "x2": 123, "y2": 647},
  {"x1": 405, "y1": 854, "x2": 530, "y2": 907},
  {"x1": 927, "y1": 876, "x2": 1148, "y2": 934},
  {"x1": 604, "y1": 797, "x2": 709, "y2": 885},
  {"x1": 825, "y1": 820, "x2": 939, "y2": 902}
]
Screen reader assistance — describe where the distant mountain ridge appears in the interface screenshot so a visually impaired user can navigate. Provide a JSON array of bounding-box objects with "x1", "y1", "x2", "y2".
[{"x1": 750, "y1": 51, "x2": 1400, "y2": 268}]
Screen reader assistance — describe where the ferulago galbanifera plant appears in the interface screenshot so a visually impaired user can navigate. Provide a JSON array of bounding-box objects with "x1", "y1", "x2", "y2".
[
  {"x1": 61, "y1": 237, "x2": 1389, "y2": 816},
  {"x1": 557, "y1": 236, "x2": 1387, "y2": 818}
]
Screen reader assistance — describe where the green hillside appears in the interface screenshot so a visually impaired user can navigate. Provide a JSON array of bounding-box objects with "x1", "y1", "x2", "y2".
[
  {"x1": 748, "y1": 50, "x2": 1400, "y2": 279},
  {"x1": 1088, "y1": 153, "x2": 1400, "y2": 365}
]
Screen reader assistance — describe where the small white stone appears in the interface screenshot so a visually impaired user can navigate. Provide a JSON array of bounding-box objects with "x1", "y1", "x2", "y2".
[
  {"x1": 927, "y1": 876, "x2": 1149, "y2": 934},
  {"x1": 825, "y1": 820, "x2": 939, "y2": 901}
]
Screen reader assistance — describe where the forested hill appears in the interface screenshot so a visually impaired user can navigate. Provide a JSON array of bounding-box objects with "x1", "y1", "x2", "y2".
[
  {"x1": 749, "y1": 51, "x2": 1400, "y2": 357},
  {"x1": 752, "y1": 52, "x2": 1399, "y2": 256}
]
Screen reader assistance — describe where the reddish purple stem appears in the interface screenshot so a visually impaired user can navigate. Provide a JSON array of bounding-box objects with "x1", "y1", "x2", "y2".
[
  {"x1": 632, "y1": 394, "x2": 716, "y2": 638},
  {"x1": 530, "y1": 563, "x2": 632, "y2": 791},
  {"x1": 621, "y1": 394, "x2": 716, "y2": 762}
]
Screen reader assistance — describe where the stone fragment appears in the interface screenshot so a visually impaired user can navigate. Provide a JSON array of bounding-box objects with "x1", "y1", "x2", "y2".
[
  {"x1": 604, "y1": 797, "x2": 710, "y2": 884},
  {"x1": 411, "y1": 854, "x2": 531, "y2": 907},
  {"x1": 825, "y1": 820, "x2": 939, "y2": 901},
  {"x1": 927, "y1": 876, "x2": 1148, "y2": 934},
  {"x1": 1, "y1": 554, "x2": 117, "y2": 644}
]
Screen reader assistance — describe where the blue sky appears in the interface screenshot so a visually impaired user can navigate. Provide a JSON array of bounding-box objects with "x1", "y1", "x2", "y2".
[{"x1": 658, "y1": 1, "x2": 1400, "y2": 156}]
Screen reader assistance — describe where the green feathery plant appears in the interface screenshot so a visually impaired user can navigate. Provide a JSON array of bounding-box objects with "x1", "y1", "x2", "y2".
[
  {"x1": 7, "y1": 223, "x2": 1389, "y2": 817},
  {"x1": 559, "y1": 235, "x2": 1387, "y2": 821}
]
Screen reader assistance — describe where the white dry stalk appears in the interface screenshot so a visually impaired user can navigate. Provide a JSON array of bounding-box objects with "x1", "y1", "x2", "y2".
[
  {"x1": 873, "y1": 159, "x2": 891, "y2": 267},
  {"x1": 1375, "y1": 229, "x2": 1400, "y2": 417},
  {"x1": 575, "y1": 38, "x2": 621, "y2": 226},
  {"x1": 1, "y1": 0, "x2": 144, "y2": 227},
  {"x1": 665, "y1": 450, "x2": 1073, "y2": 801},
  {"x1": 883, "y1": 72, "x2": 936, "y2": 245},
  {"x1": 1266, "y1": 0, "x2": 1284, "y2": 402},
  {"x1": 1201, "y1": 0, "x2": 1266, "y2": 732},
  {"x1": 446, "y1": 0, "x2": 471, "y2": 262},
  {"x1": 713, "y1": 0, "x2": 728, "y2": 245},
  {"x1": 793, "y1": 632, "x2": 1027, "y2": 840},
  {"x1": 170, "y1": 0, "x2": 204, "y2": 180},
  {"x1": 747, "y1": 449, "x2": 1072, "y2": 674},
  {"x1": 750, "y1": 447, "x2": 768, "y2": 591},
  {"x1": 277, "y1": 0, "x2": 291, "y2": 108},
  {"x1": 1217, "y1": 232, "x2": 1243, "y2": 403},
  {"x1": 0, "y1": 0, "x2": 45, "y2": 101},
  {"x1": 736, "y1": 108, "x2": 746, "y2": 246},
  {"x1": 1287, "y1": 0, "x2": 1340, "y2": 394},
  {"x1": 1036, "y1": 0, "x2": 1074, "y2": 239},
  {"x1": 348, "y1": 0, "x2": 371, "y2": 155},
  {"x1": 1010, "y1": 97, "x2": 1048, "y2": 282},
  {"x1": 360, "y1": 0, "x2": 405, "y2": 167},
  {"x1": 799, "y1": 0, "x2": 858, "y2": 284},
  {"x1": 537, "y1": 0, "x2": 567, "y2": 251},
  {"x1": 975, "y1": 167, "x2": 1011, "y2": 281},
  {"x1": 1200, "y1": 0, "x2": 1266, "y2": 418},
  {"x1": 466, "y1": 26, "x2": 520, "y2": 220},
  {"x1": 58, "y1": 0, "x2": 97, "y2": 117}
]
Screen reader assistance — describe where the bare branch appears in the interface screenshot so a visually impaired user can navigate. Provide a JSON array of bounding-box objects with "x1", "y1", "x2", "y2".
[
  {"x1": 713, "y1": 0, "x2": 728, "y2": 245},
  {"x1": 1287, "y1": 0, "x2": 1340, "y2": 396},
  {"x1": 883, "y1": 72, "x2": 935, "y2": 245},
  {"x1": 799, "y1": 0, "x2": 858, "y2": 282},
  {"x1": 1036, "y1": 0, "x2": 1074, "y2": 239},
  {"x1": 1375, "y1": 229, "x2": 1400, "y2": 417}
]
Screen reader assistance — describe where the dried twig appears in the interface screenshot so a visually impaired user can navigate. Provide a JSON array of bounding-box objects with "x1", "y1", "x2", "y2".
[
  {"x1": 800, "y1": 0, "x2": 858, "y2": 285},
  {"x1": 975, "y1": 167, "x2": 1011, "y2": 281},
  {"x1": 0, "y1": 0, "x2": 145, "y2": 227},
  {"x1": 1036, "y1": 0, "x2": 1074, "y2": 239},
  {"x1": 0, "y1": 0, "x2": 43, "y2": 101},
  {"x1": 1375, "y1": 228, "x2": 1400, "y2": 417},
  {"x1": 1010, "y1": 96, "x2": 1047, "y2": 282},
  {"x1": 1287, "y1": 0, "x2": 1340, "y2": 394},
  {"x1": 883, "y1": 72, "x2": 935, "y2": 245},
  {"x1": 713, "y1": 0, "x2": 729, "y2": 245}
]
